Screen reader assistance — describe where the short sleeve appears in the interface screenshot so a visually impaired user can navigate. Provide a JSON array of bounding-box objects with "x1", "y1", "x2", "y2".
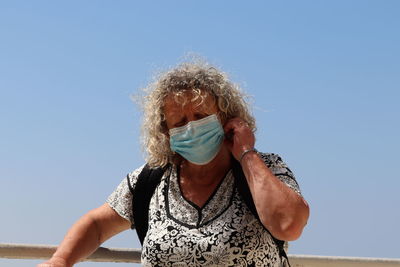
[
  {"x1": 259, "y1": 152, "x2": 302, "y2": 196},
  {"x1": 106, "y1": 164, "x2": 145, "y2": 227}
]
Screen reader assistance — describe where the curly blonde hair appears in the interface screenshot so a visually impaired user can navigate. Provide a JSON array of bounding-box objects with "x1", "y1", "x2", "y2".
[{"x1": 140, "y1": 61, "x2": 256, "y2": 167}]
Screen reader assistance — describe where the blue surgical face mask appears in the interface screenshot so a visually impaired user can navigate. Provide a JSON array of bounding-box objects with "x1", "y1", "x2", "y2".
[{"x1": 169, "y1": 114, "x2": 224, "y2": 165}]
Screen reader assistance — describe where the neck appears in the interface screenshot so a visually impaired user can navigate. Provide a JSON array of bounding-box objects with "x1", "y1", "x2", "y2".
[{"x1": 180, "y1": 145, "x2": 232, "y2": 186}]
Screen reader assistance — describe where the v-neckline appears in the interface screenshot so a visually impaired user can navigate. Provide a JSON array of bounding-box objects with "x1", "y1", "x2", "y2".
[
  {"x1": 177, "y1": 165, "x2": 229, "y2": 210},
  {"x1": 165, "y1": 165, "x2": 235, "y2": 228}
]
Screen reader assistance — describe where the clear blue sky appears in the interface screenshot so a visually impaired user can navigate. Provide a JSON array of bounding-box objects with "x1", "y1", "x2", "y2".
[{"x1": 1, "y1": 1, "x2": 399, "y2": 266}]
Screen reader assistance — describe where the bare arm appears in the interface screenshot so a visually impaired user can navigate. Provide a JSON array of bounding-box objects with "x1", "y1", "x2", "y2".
[
  {"x1": 224, "y1": 118, "x2": 310, "y2": 241},
  {"x1": 37, "y1": 203, "x2": 131, "y2": 267},
  {"x1": 240, "y1": 152, "x2": 309, "y2": 241}
]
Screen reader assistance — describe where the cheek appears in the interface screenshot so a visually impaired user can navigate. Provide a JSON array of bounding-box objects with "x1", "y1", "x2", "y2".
[
  {"x1": 163, "y1": 120, "x2": 172, "y2": 131},
  {"x1": 161, "y1": 121, "x2": 170, "y2": 136},
  {"x1": 163, "y1": 111, "x2": 181, "y2": 130}
]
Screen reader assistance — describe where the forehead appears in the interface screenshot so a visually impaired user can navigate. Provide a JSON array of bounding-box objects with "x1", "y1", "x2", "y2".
[{"x1": 163, "y1": 90, "x2": 217, "y2": 113}]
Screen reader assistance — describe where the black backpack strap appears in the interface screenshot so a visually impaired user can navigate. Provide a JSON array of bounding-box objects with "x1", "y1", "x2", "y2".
[
  {"x1": 130, "y1": 163, "x2": 168, "y2": 245},
  {"x1": 232, "y1": 159, "x2": 290, "y2": 265}
]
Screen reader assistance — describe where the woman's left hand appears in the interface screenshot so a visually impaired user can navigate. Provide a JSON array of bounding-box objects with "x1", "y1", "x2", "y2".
[{"x1": 223, "y1": 117, "x2": 255, "y2": 161}]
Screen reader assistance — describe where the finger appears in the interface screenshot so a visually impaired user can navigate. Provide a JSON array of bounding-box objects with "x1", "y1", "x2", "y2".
[{"x1": 238, "y1": 121, "x2": 249, "y2": 127}]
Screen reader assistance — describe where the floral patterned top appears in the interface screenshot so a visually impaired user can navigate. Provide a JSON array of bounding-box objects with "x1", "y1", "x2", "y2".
[{"x1": 107, "y1": 153, "x2": 302, "y2": 267}]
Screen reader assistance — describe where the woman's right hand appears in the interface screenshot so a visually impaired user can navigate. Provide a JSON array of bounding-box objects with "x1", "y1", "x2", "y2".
[
  {"x1": 37, "y1": 256, "x2": 69, "y2": 267},
  {"x1": 36, "y1": 203, "x2": 130, "y2": 267}
]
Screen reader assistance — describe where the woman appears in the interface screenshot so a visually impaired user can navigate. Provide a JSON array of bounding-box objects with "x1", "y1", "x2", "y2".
[{"x1": 39, "y1": 61, "x2": 309, "y2": 267}]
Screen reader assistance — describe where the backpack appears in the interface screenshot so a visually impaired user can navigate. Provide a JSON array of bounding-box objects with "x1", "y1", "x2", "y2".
[{"x1": 127, "y1": 159, "x2": 290, "y2": 265}]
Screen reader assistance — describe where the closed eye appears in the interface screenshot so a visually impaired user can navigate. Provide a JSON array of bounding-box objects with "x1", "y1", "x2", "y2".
[
  {"x1": 194, "y1": 113, "x2": 210, "y2": 120},
  {"x1": 173, "y1": 118, "x2": 187, "y2": 128},
  {"x1": 172, "y1": 113, "x2": 211, "y2": 128}
]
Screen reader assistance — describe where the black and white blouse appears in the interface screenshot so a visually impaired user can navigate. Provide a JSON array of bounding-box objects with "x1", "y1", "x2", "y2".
[{"x1": 107, "y1": 153, "x2": 302, "y2": 267}]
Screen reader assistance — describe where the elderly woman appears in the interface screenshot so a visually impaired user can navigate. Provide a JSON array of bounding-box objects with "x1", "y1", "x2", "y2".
[{"x1": 39, "y1": 61, "x2": 309, "y2": 267}]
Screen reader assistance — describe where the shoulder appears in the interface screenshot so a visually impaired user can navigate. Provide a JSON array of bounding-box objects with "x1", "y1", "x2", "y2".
[
  {"x1": 106, "y1": 164, "x2": 146, "y2": 223},
  {"x1": 126, "y1": 164, "x2": 147, "y2": 191},
  {"x1": 258, "y1": 152, "x2": 293, "y2": 174},
  {"x1": 258, "y1": 152, "x2": 286, "y2": 166},
  {"x1": 258, "y1": 152, "x2": 302, "y2": 195}
]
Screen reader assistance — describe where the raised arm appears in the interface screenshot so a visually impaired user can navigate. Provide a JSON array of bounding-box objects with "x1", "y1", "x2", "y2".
[
  {"x1": 239, "y1": 152, "x2": 309, "y2": 241},
  {"x1": 224, "y1": 117, "x2": 310, "y2": 241},
  {"x1": 37, "y1": 203, "x2": 131, "y2": 267}
]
